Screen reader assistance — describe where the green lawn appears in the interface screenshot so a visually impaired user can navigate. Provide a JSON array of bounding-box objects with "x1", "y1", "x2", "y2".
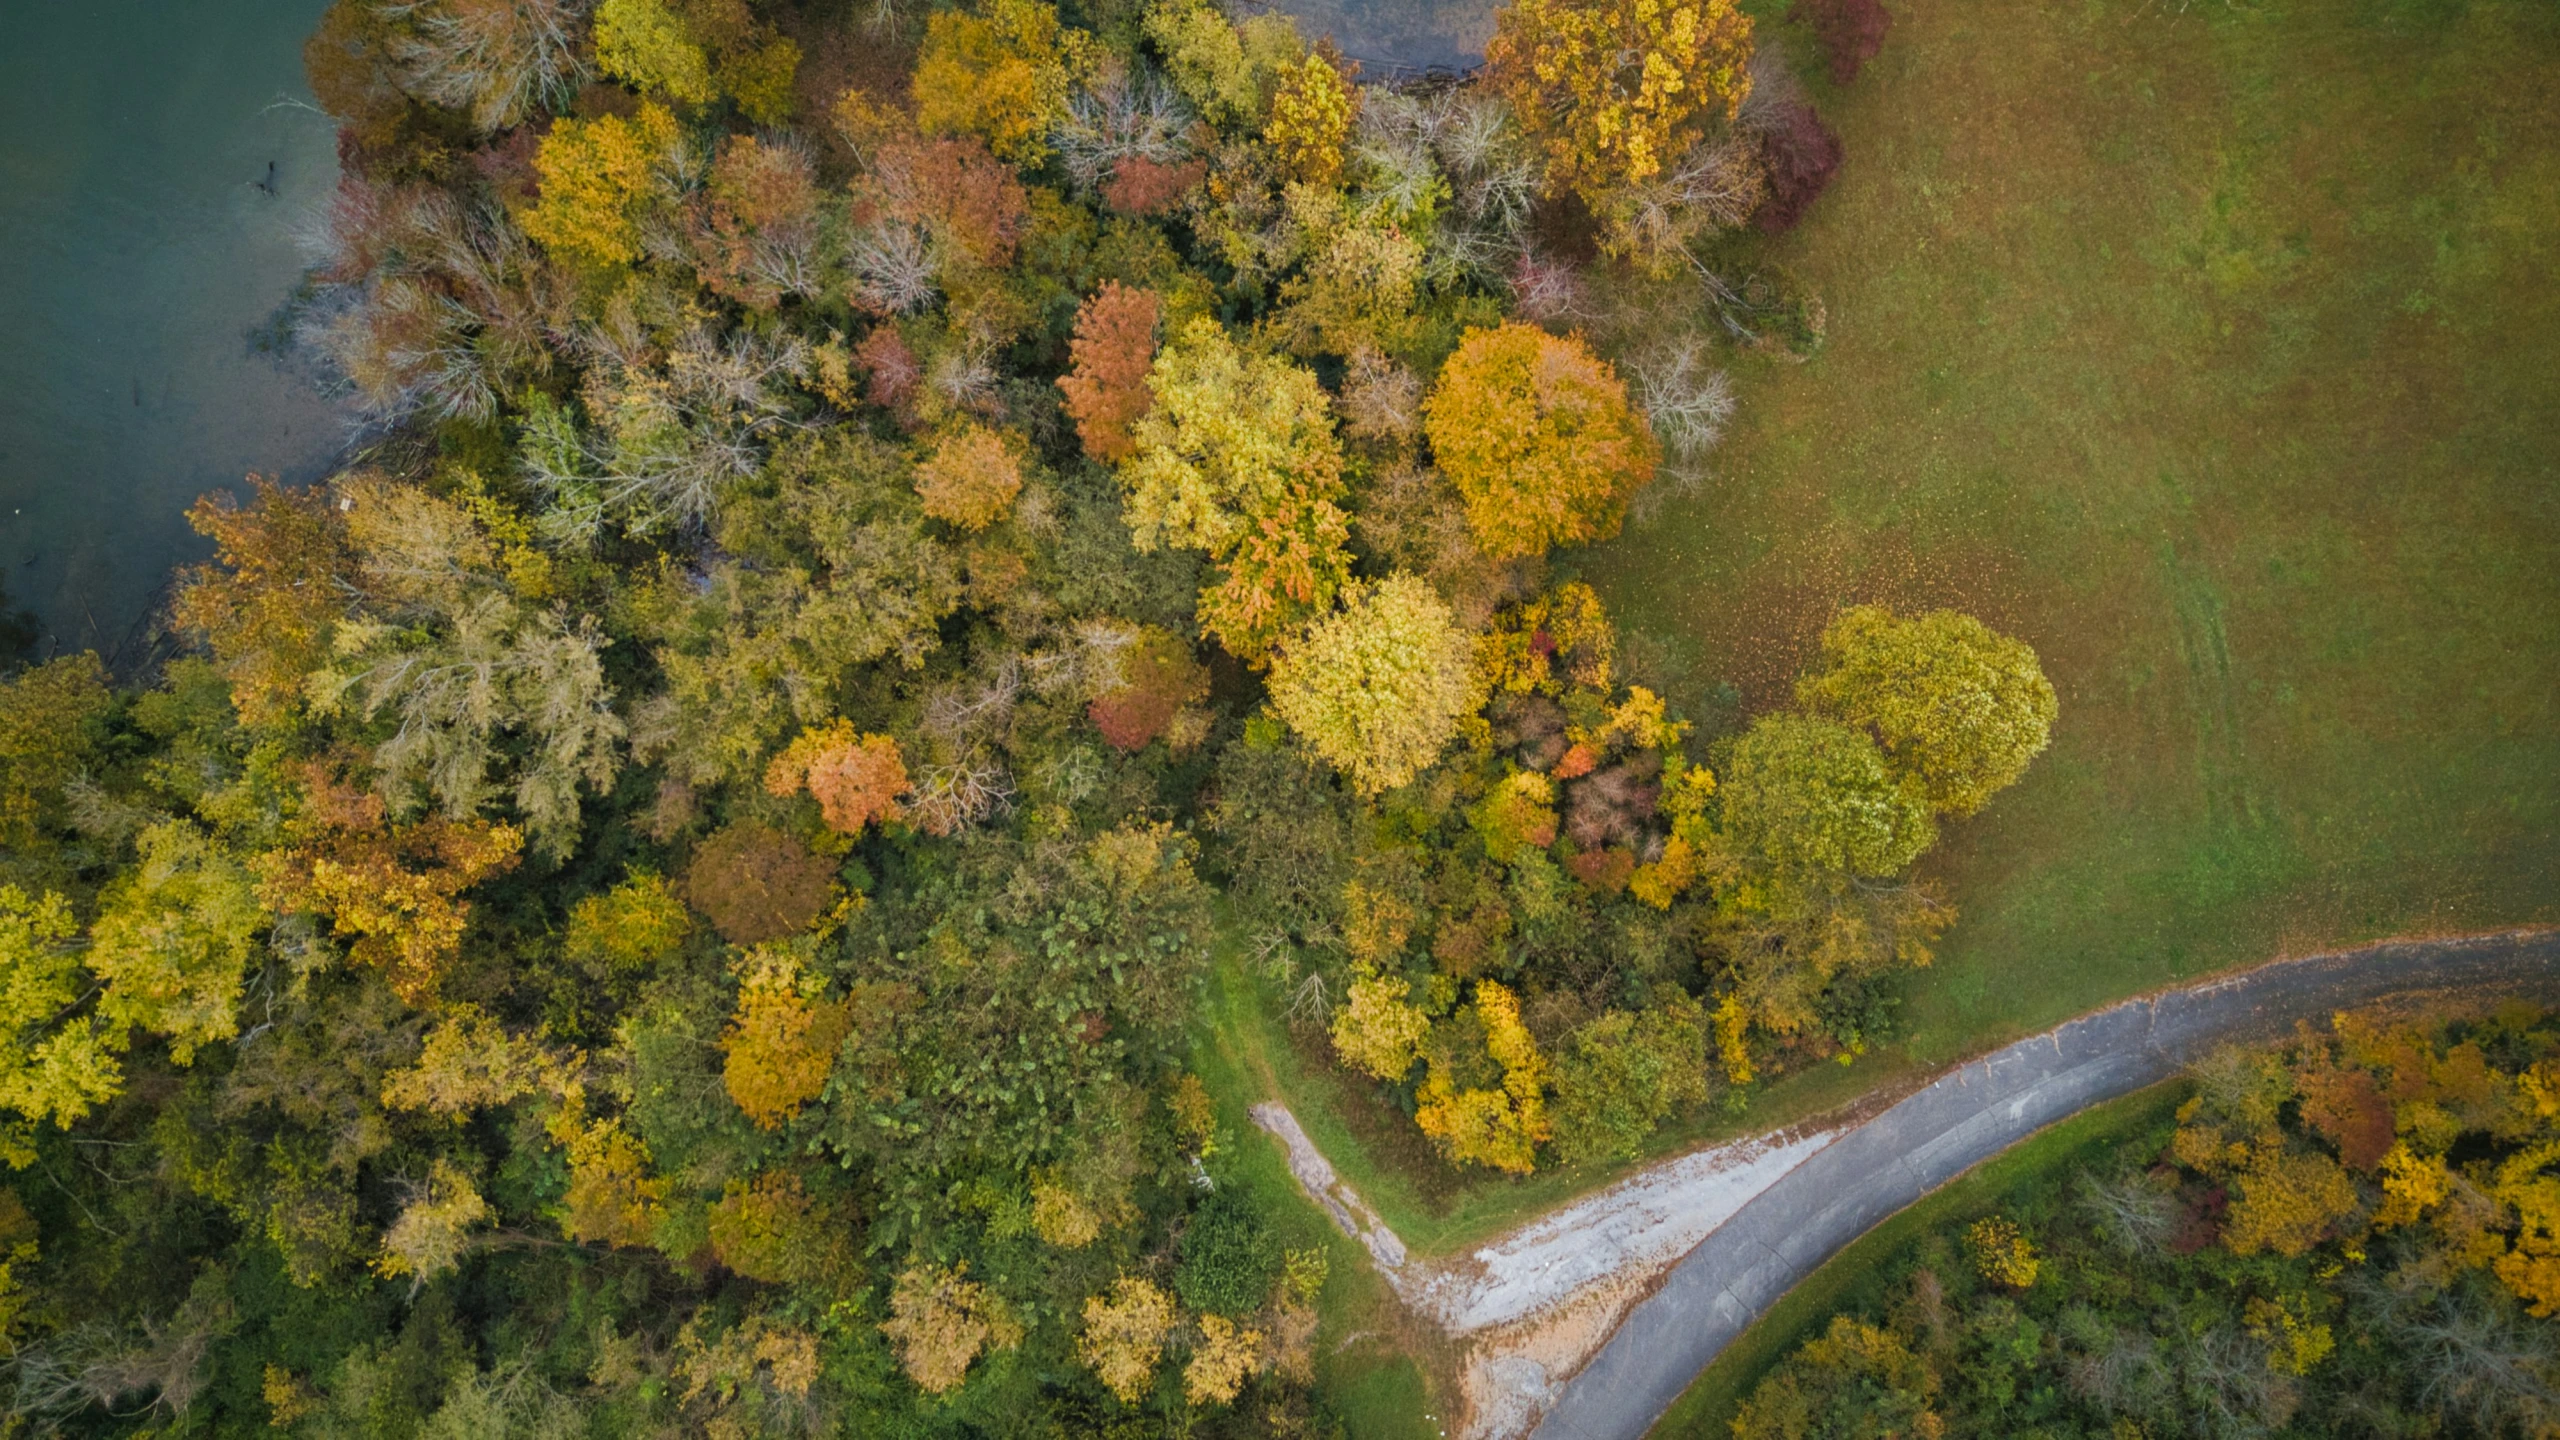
[
  {"x1": 1589, "y1": 0, "x2": 2560, "y2": 1066},
  {"x1": 1210, "y1": 0, "x2": 2558, "y2": 1324},
  {"x1": 1644, "y1": 1080, "x2": 2193, "y2": 1438}
]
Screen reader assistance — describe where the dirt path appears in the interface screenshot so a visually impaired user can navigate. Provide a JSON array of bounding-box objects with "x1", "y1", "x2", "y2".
[{"x1": 1247, "y1": 928, "x2": 2560, "y2": 1440}]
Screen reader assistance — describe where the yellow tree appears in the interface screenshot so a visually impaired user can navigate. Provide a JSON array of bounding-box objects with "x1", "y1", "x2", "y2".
[
  {"x1": 720, "y1": 945, "x2": 855, "y2": 1130},
  {"x1": 0, "y1": 888, "x2": 122, "y2": 1166},
  {"x1": 1797, "y1": 605, "x2": 2058, "y2": 818},
  {"x1": 1423, "y1": 323, "x2": 1659, "y2": 560},
  {"x1": 1484, "y1": 0, "x2": 1755, "y2": 206},
  {"x1": 1266, "y1": 574, "x2": 1484, "y2": 795},
  {"x1": 881, "y1": 1261, "x2": 1022, "y2": 1394},
  {"x1": 520, "y1": 102, "x2": 680, "y2": 266},
  {"x1": 1079, "y1": 1275, "x2": 1176, "y2": 1402},
  {"x1": 912, "y1": 0, "x2": 1078, "y2": 166}
]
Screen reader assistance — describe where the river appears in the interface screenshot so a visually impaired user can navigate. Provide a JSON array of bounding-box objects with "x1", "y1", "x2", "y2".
[{"x1": 0, "y1": 0, "x2": 348, "y2": 664}]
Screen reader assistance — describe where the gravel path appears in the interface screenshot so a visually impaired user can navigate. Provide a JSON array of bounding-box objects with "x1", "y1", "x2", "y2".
[{"x1": 1531, "y1": 927, "x2": 2560, "y2": 1440}]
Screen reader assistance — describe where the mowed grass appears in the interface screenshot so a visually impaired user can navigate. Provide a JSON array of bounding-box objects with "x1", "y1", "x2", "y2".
[
  {"x1": 1590, "y1": 0, "x2": 2560, "y2": 1066},
  {"x1": 1643, "y1": 1080, "x2": 2194, "y2": 1437}
]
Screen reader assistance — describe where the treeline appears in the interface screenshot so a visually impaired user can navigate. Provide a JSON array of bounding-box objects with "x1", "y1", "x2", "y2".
[
  {"x1": 1736, "y1": 1009, "x2": 2560, "y2": 1439},
  {"x1": 0, "y1": 0, "x2": 2018, "y2": 1432}
]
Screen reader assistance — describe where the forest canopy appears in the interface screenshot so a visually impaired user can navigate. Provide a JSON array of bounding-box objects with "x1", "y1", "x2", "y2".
[{"x1": 0, "y1": 0, "x2": 2028, "y2": 1432}]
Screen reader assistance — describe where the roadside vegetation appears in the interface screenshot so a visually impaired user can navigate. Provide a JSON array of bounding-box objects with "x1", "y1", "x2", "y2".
[{"x1": 1677, "y1": 1004, "x2": 2560, "y2": 1438}]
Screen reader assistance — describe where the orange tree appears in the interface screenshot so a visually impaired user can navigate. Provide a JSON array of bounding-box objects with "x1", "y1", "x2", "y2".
[{"x1": 1423, "y1": 322, "x2": 1660, "y2": 559}]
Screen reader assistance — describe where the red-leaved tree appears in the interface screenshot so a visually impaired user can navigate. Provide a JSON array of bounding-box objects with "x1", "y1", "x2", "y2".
[{"x1": 1058, "y1": 283, "x2": 1162, "y2": 463}]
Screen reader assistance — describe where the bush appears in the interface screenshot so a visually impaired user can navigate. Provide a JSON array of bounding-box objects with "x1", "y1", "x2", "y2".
[
  {"x1": 1752, "y1": 98, "x2": 1843, "y2": 234},
  {"x1": 1175, "y1": 1195, "x2": 1283, "y2": 1316},
  {"x1": 1793, "y1": 0, "x2": 1892, "y2": 85}
]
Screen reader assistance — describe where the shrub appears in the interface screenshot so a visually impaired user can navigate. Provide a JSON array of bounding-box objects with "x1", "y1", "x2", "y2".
[
  {"x1": 682, "y1": 821, "x2": 835, "y2": 944},
  {"x1": 1793, "y1": 0, "x2": 1891, "y2": 84},
  {"x1": 1423, "y1": 323, "x2": 1660, "y2": 560}
]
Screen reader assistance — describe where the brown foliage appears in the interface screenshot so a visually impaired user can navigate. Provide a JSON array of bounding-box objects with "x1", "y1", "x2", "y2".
[
  {"x1": 173, "y1": 478, "x2": 356, "y2": 728},
  {"x1": 1058, "y1": 283, "x2": 1162, "y2": 463},
  {"x1": 1752, "y1": 99, "x2": 1842, "y2": 234},
  {"x1": 1087, "y1": 629, "x2": 1210, "y2": 752},
  {"x1": 1103, "y1": 156, "x2": 1207, "y2": 217},
  {"x1": 857, "y1": 326, "x2": 923, "y2": 416},
  {"x1": 682, "y1": 822, "x2": 836, "y2": 944},
  {"x1": 2293, "y1": 1052, "x2": 2396, "y2": 1171},
  {"x1": 862, "y1": 135, "x2": 1031, "y2": 271},
  {"x1": 1792, "y1": 0, "x2": 1891, "y2": 84}
]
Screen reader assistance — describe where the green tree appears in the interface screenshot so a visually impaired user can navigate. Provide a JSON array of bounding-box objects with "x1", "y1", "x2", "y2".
[
  {"x1": 1798, "y1": 605, "x2": 2058, "y2": 817},
  {"x1": 0, "y1": 888, "x2": 121, "y2": 1166},
  {"x1": 1266, "y1": 574, "x2": 1482, "y2": 795},
  {"x1": 0, "y1": 653, "x2": 112, "y2": 879},
  {"x1": 1719, "y1": 712, "x2": 1934, "y2": 877},
  {"x1": 86, "y1": 822, "x2": 264, "y2": 1065},
  {"x1": 1423, "y1": 322, "x2": 1660, "y2": 560},
  {"x1": 1549, "y1": 996, "x2": 1710, "y2": 1164}
]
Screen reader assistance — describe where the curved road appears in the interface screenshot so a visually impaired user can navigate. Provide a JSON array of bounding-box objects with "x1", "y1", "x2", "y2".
[{"x1": 1531, "y1": 927, "x2": 2560, "y2": 1440}]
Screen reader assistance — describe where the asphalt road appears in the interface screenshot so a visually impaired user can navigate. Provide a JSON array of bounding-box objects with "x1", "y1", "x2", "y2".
[{"x1": 1530, "y1": 928, "x2": 2560, "y2": 1440}]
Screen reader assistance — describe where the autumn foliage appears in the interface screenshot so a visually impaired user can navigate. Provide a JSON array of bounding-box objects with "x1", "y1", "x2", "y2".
[
  {"x1": 1423, "y1": 323, "x2": 1660, "y2": 559},
  {"x1": 1058, "y1": 283, "x2": 1162, "y2": 463},
  {"x1": 913, "y1": 425, "x2": 1027, "y2": 531},
  {"x1": 1087, "y1": 628, "x2": 1210, "y2": 752},
  {"x1": 720, "y1": 945, "x2": 855, "y2": 1130},
  {"x1": 681, "y1": 821, "x2": 835, "y2": 944},
  {"x1": 1486, "y1": 0, "x2": 1756, "y2": 205},
  {"x1": 765, "y1": 722, "x2": 911, "y2": 834},
  {"x1": 173, "y1": 477, "x2": 354, "y2": 727}
]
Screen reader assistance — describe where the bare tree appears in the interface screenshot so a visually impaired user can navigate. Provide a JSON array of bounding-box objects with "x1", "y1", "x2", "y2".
[{"x1": 385, "y1": 0, "x2": 592, "y2": 131}]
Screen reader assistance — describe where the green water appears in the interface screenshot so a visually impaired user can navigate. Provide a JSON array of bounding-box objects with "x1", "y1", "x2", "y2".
[{"x1": 0, "y1": 0, "x2": 346, "y2": 662}]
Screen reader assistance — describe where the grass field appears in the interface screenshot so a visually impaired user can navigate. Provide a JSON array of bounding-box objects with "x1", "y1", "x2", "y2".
[
  {"x1": 1213, "y1": 0, "x2": 2559, "y2": 1337},
  {"x1": 1589, "y1": 0, "x2": 2560, "y2": 1064},
  {"x1": 1643, "y1": 1080, "x2": 2193, "y2": 1437}
]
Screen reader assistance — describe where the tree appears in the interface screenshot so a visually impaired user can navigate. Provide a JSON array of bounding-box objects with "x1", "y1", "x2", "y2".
[
  {"x1": 1964, "y1": 1215, "x2": 2040, "y2": 1287},
  {"x1": 1058, "y1": 283, "x2": 1161, "y2": 464},
  {"x1": 375, "y1": 1159, "x2": 491, "y2": 1284},
  {"x1": 1471, "y1": 771, "x2": 1560, "y2": 862},
  {"x1": 1263, "y1": 48, "x2": 1356, "y2": 186},
  {"x1": 0, "y1": 654, "x2": 111, "y2": 867},
  {"x1": 1423, "y1": 322, "x2": 1660, "y2": 560},
  {"x1": 563, "y1": 872, "x2": 693, "y2": 972},
  {"x1": 256, "y1": 800, "x2": 526, "y2": 1005},
  {"x1": 721, "y1": 945, "x2": 854, "y2": 1130},
  {"x1": 1086, "y1": 627, "x2": 1209, "y2": 752},
  {"x1": 1186, "y1": 1313, "x2": 1264, "y2": 1406},
  {"x1": 520, "y1": 102, "x2": 680, "y2": 267},
  {"x1": 1797, "y1": 605, "x2": 2057, "y2": 818},
  {"x1": 764, "y1": 722, "x2": 911, "y2": 834},
  {"x1": 683, "y1": 822, "x2": 836, "y2": 945},
  {"x1": 389, "y1": 0, "x2": 589, "y2": 131},
  {"x1": 85, "y1": 822, "x2": 263, "y2": 1065},
  {"x1": 911, "y1": 0, "x2": 1077, "y2": 166},
  {"x1": 1266, "y1": 574, "x2": 1482, "y2": 795},
  {"x1": 882, "y1": 1262, "x2": 1021, "y2": 1394},
  {"x1": 913, "y1": 425, "x2": 1025, "y2": 531},
  {"x1": 1121, "y1": 317, "x2": 1352, "y2": 663},
  {"x1": 1549, "y1": 996, "x2": 1710, "y2": 1164},
  {"x1": 0, "y1": 887, "x2": 122, "y2": 1166},
  {"x1": 1484, "y1": 0, "x2": 1756, "y2": 206},
  {"x1": 1079, "y1": 1275, "x2": 1175, "y2": 1403},
  {"x1": 1415, "y1": 980, "x2": 1552, "y2": 1173},
  {"x1": 1329, "y1": 968, "x2": 1430, "y2": 1080},
  {"x1": 1718, "y1": 712, "x2": 1934, "y2": 877},
  {"x1": 1794, "y1": 0, "x2": 1892, "y2": 84},
  {"x1": 595, "y1": 0, "x2": 716, "y2": 103},
  {"x1": 707, "y1": 1171, "x2": 850, "y2": 1287},
  {"x1": 173, "y1": 478, "x2": 354, "y2": 728}
]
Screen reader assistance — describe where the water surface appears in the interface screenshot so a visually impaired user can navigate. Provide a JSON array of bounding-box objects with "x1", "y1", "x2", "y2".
[{"x1": 0, "y1": 0, "x2": 347, "y2": 662}]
